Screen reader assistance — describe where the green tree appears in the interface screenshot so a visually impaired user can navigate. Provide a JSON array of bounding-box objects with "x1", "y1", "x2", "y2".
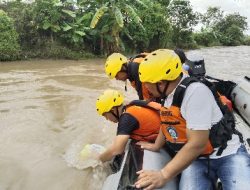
[
  {"x1": 57, "y1": 0, "x2": 91, "y2": 46},
  {"x1": 167, "y1": 0, "x2": 198, "y2": 48},
  {"x1": 33, "y1": 0, "x2": 62, "y2": 43},
  {"x1": 0, "y1": 0, "x2": 38, "y2": 48},
  {"x1": 215, "y1": 13, "x2": 247, "y2": 45},
  {"x1": 125, "y1": 1, "x2": 172, "y2": 52},
  {"x1": 193, "y1": 30, "x2": 221, "y2": 47},
  {"x1": 33, "y1": 0, "x2": 92, "y2": 48},
  {"x1": 201, "y1": 7, "x2": 224, "y2": 29},
  {"x1": 155, "y1": 0, "x2": 171, "y2": 7},
  {"x1": 89, "y1": 0, "x2": 145, "y2": 54},
  {"x1": 194, "y1": 6, "x2": 223, "y2": 46},
  {"x1": 198, "y1": 7, "x2": 247, "y2": 46},
  {"x1": 243, "y1": 35, "x2": 250, "y2": 46},
  {"x1": 0, "y1": 9, "x2": 20, "y2": 61}
]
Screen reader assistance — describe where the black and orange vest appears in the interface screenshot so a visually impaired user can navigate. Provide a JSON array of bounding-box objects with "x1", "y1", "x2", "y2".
[
  {"x1": 125, "y1": 100, "x2": 161, "y2": 142},
  {"x1": 160, "y1": 77, "x2": 241, "y2": 156},
  {"x1": 129, "y1": 52, "x2": 149, "y2": 64},
  {"x1": 128, "y1": 53, "x2": 153, "y2": 101}
]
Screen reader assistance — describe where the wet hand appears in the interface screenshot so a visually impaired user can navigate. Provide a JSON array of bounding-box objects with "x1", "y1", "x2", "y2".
[{"x1": 134, "y1": 170, "x2": 167, "y2": 190}]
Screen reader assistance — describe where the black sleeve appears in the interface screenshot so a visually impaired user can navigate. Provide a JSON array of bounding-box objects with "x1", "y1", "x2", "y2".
[
  {"x1": 134, "y1": 73, "x2": 143, "y2": 100},
  {"x1": 127, "y1": 62, "x2": 143, "y2": 100},
  {"x1": 117, "y1": 113, "x2": 139, "y2": 135}
]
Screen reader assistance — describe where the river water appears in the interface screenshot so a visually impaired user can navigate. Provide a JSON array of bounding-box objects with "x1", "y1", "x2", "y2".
[{"x1": 0, "y1": 46, "x2": 250, "y2": 190}]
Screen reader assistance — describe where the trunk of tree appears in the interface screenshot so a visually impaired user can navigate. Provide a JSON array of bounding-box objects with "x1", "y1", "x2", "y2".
[
  {"x1": 50, "y1": 31, "x2": 54, "y2": 43},
  {"x1": 100, "y1": 34, "x2": 104, "y2": 55},
  {"x1": 113, "y1": 32, "x2": 120, "y2": 52}
]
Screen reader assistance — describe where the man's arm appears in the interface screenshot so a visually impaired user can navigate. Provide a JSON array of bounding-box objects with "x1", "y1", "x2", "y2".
[
  {"x1": 135, "y1": 129, "x2": 209, "y2": 189},
  {"x1": 160, "y1": 129, "x2": 209, "y2": 180},
  {"x1": 99, "y1": 135, "x2": 130, "y2": 162},
  {"x1": 136, "y1": 130, "x2": 166, "y2": 151}
]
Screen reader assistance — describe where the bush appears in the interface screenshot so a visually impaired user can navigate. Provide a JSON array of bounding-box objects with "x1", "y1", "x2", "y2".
[
  {"x1": 21, "y1": 41, "x2": 95, "y2": 60},
  {"x1": 0, "y1": 9, "x2": 20, "y2": 61},
  {"x1": 193, "y1": 31, "x2": 221, "y2": 47},
  {"x1": 243, "y1": 36, "x2": 250, "y2": 46},
  {"x1": 218, "y1": 24, "x2": 244, "y2": 46}
]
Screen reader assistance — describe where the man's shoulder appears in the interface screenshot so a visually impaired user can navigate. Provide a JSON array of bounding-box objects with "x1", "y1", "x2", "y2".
[
  {"x1": 186, "y1": 81, "x2": 211, "y2": 94},
  {"x1": 117, "y1": 112, "x2": 139, "y2": 135},
  {"x1": 120, "y1": 112, "x2": 137, "y2": 121},
  {"x1": 182, "y1": 81, "x2": 214, "y2": 106}
]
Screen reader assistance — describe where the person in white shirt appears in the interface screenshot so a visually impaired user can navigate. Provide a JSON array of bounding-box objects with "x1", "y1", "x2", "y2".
[{"x1": 134, "y1": 49, "x2": 250, "y2": 190}]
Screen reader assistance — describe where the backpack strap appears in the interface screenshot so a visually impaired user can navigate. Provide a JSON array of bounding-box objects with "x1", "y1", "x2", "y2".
[
  {"x1": 172, "y1": 77, "x2": 199, "y2": 107},
  {"x1": 172, "y1": 77, "x2": 242, "y2": 156},
  {"x1": 127, "y1": 100, "x2": 161, "y2": 112}
]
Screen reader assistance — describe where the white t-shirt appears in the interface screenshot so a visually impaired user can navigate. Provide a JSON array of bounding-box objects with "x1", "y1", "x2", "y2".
[{"x1": 164, "y1": 76, "x2": 241, "y2": 158}]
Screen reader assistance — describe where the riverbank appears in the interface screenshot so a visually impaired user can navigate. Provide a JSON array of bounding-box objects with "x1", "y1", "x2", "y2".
[
  {"x1": 1, "y1": 44, "x2": 98, "y2": 62},
  {"x1": 1, "y1": 44, "x2": 250, "y2": 63}
]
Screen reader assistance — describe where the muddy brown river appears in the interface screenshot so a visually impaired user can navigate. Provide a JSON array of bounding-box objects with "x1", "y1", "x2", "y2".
[{"x1": 0, "y1": 46, "x2": 250, "y2": 190}]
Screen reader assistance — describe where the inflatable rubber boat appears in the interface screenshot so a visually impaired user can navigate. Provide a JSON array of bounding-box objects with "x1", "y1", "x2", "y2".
[
  {"x1": 211, "y1": 76, "x2": 250, "y2": 127},
  {"x1": 231, "y1": 76, "x2": 250, "y2": 126},
  {"x1": 102, "y1": 140, "x2": 178, "y2": 190},
  {"x1": 101, "y1": 76, "x2": 250, "y2": 190},
  {"x1": 184, "y1": 56, "x2": 250, "y2": 127}
]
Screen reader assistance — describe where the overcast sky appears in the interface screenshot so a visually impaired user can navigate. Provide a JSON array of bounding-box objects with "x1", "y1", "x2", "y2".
[{"x1": 189, "y1": 0, "x2": 250, "y2": 34}]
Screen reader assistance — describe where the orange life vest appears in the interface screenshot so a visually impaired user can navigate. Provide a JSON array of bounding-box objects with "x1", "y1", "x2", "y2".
[
  {"x1": 160, "y1": 77, "x2": 239, "y2": 156},
  {"x1": 129, "y1": 53, "x2": 153, "y2": 101},
  {"x1": 129, "y1": 52, "x2": 149, "y2": 64},
  {"x1": 160, "y1": 106, "x2": 214, "y2": 155},
  {"x1": 125, "y1": 100, "x2": 161, "y2": 142},
  {"x1": 130, "y1": 81, "x2": 153, "y2": 100}
]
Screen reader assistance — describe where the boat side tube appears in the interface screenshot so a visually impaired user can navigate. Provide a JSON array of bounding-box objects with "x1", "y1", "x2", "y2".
[
  {"x1": 102, "y1": 140, "x2": 178, "y2": 190},
  {"x1": 102, "y1": 140, "x2": 131, "y2": 190},
  {"x1": 207, "y1": 75, "x2": 250, "y2": 127},
  {"x1": 231, "y1": 77, "x2": 250, "y2": 126}
]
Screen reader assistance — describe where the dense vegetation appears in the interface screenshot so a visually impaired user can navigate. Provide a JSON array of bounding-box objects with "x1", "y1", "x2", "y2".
[
  {"x1": 0, "y1": 0, "x2": 249, "y2": 61},
  {"x1": 0, "y1": 9, "x2": 20, "y2": 61}
]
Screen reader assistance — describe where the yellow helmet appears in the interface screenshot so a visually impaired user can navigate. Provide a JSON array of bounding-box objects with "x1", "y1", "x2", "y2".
[
  {"x1": 139, "y1": 49, "x2": 182, "y2": 83},
  {"x1": 105, "y1": 53, "x2": 128, "y2": 79},
  {"x1": 96, "y1": 89, "x2": 124, "y2": 115}
]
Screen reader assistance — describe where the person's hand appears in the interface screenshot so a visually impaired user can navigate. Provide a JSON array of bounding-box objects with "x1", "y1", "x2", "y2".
[
  {"x1": 80, "y1": 144, "x2": 105, "y2": 160},
  {"x1": 134, "y1": 170, "x2": 167, "y2": 190},
  {"x1": 136, "y1": 141, "x2": 157, "y2": 151}
]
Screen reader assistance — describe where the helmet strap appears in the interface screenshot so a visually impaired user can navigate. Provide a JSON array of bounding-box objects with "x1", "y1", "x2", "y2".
[
  {"x1": 120, "y1": 64, "x2": 128, "y2": 73},
  {"x1": 110, "y1": 107, "x2": 121, "y2": 121},
  {"x1": 156, "y1": 81, "x2": 169, "y2": 106},
  {"x1": 120, "y1": 64, "x2": 128, "y2": 91},
  {"x1": 123, "y1": 63, "x2": 128, "y2": 71},
  {"x1": 125, "y1": 80, "x2": 127, "y2": 91}
]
